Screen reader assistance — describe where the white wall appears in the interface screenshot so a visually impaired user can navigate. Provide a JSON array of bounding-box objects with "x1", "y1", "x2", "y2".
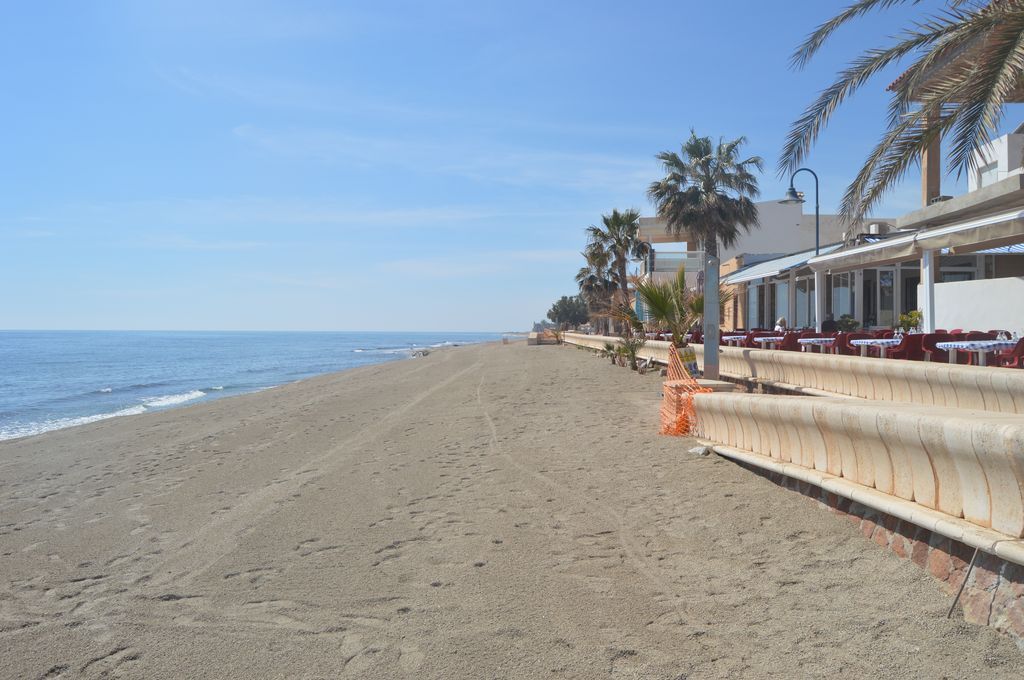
[
  {"x1": 969, "y1": 134, "x2": 1024, "y2": 192},
  {"x1": 639, "y1": 202, "x2": 892, "y2": 262},
  {"x1": 923, "y1": 277, "x2": 1024, "y2": 332}
]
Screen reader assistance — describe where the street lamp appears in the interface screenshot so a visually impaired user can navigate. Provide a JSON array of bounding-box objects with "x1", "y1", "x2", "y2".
[
  {"x1": 779, "y1": 167, "x2": 820, "y2": 255},
  {"x1": 779, "y1": 167, "x2": 824, "y2": 331}
]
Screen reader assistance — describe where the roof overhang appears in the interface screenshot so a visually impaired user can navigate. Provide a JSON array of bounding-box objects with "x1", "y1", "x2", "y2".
[
  {"x1": 808, "y1": 208, "x2": 1024, "y2": 273},
  {"x1": 721, "y1": 244, "x2": 843, "y2": 285},
  {"x1": 896, "y1": 173, "x2": 1024, "y2": 230}
]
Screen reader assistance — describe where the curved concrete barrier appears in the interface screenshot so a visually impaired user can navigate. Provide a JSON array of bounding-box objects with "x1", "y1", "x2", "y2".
[
  {"x1": 692, "y1": 392, "x2": 1024, "y2": 539},
  {"x1": 563, "y1": 333, "x2": 1024, "y2": 415}
]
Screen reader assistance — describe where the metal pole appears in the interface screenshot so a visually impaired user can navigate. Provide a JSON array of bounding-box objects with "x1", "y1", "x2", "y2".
[
  {"x1": 788, "y1": 168, "x2": 823, "y2": 329},
  {"x1": 947, "y1": 547, "x2": 980, "y2": 618},
  {"x1": 704, "y1": 250, "x2": 721, "y2": 380},
  {"x1": 811, "y1": 172, "x2": 820, "y2": 256}
]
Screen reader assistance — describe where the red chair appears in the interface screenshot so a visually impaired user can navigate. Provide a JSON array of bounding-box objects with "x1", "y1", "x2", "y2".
[
  {"x1": 997, "y1": 338, "x2": 1024, "y2": 368},
  {"x1": 888, "y1": 334, "x2": 926, "y2": 361},
  {"x1": 743, "y1": 331, "x2": 774, "y2": 348},
  {"x1": 960, "y1": 332, "x2": 997, "y2": 365},
  {"x1": 922, "y1": 333, "x2": 953, "y2": 362},
  {"x1": 778, "y1": 332, "x2": 801, "y2": 351},
  {"x1": 950, "y1": 328, "x2": 964, "y2": 335},
  {"x1": 837, "y1": 332, "x2": 871, "y2": 356}
]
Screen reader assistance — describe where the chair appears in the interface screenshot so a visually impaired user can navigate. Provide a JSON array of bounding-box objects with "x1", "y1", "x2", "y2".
[
  {"x1": 921, "y1": 333, "x2": 953, "y2": 362},
  {"x1": 837, "y1": 332, "x2": 871, "y2": 356},
  {"x1": 888, "y1": 333, "x2": 926, "y2": 361},
  {"x1": 998, "y1": 338, "x2": 1024, "y2": 368},
  {"x1": 950, "y1": 328, "x2": 964, "y2": 335},
  {"x1": 779, "y1": 332, "x2": 801, "y2": 351},
  {"x1": 960, "y1": 332, "x2": 997, "y2": 365}
]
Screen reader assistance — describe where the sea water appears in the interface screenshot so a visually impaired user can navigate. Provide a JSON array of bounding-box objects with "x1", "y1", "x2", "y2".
[{"x1": 0, "y1": 330, "x2": 502, "y2": 441}]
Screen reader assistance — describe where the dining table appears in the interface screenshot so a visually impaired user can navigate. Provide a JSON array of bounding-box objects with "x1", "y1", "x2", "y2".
[
  {"x1": 849, "y1": 338, "x2": 903, "y2": 358},
  {"x1": 797, "y1": 337, "x2": 836, "y2": 353},
  {"x1": 753, "y1": 336, "x2": 786, "y2": 350},
  {"x1": 935, "y1": 339, "x2": 1018, "y2": 367}
]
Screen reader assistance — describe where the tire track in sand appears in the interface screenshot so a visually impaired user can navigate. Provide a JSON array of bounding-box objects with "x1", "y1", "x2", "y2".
[
  {"x1": 474, "y1": 372, "x2": 687, "y2": 625},
  {"x1": 145, "y1": 353, "x2": 485, "y2": 589}
]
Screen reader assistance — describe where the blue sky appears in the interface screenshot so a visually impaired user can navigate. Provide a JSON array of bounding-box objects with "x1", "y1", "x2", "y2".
[{"x1": 0, "y1": 0, "x2": 1002, "y2": 331}]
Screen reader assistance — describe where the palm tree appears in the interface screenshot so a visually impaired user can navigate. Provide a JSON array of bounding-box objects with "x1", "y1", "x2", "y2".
[
  {"x1": 585, "y1": 209, "x2": 650, "y2": 311},
  {"x1": 632, "y1": 268, "x2": 696, "y2": 347},
  {"x1": 648, "y1": 132, "x2": 762, "y2": 379},
  {"x1": 780, "y1": 0, "x2": 1024, "y2": 221},
  {"x1": 634, "y1": 268, "x2": 736, "y2": 347},
  {"x1": 575, "y1": 247, "x2": 616, "y2": 334}
]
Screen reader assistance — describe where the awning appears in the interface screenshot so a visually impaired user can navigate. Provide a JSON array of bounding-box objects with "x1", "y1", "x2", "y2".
[
  {"x1": 808, "y1": 208, "x2": 1024, "y2": 273},
  {"x1": 721, "y1": 244, "x2": 843, "y2": 285}
]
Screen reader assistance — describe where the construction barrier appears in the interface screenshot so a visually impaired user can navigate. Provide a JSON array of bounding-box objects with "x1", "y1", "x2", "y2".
[{"x1": 659, "y1": 346, "x2": 712, "y2": 436}]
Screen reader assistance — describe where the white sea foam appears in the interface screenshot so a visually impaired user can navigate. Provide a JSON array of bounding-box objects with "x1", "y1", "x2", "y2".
[
  {"x1": 0, "y1": 405, "x2": 147, "y2": 441},
  {"x1": 143, "y1": 390, "x2": 206, "y2": 408},
  {"x1": 99, "y1": 387, "x2": 113, "y2": 393},
  {"x1": 209, "y1": 386, "x2": 224, "y2": 391}
]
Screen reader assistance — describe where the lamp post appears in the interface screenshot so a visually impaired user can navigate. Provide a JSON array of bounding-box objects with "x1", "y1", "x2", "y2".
[
  {"x1": 779, "y1": 167, "x2": 824, "y2": 331},
  {"x1": 637, "y1": 241, "x2": 654, "y2": 323}
]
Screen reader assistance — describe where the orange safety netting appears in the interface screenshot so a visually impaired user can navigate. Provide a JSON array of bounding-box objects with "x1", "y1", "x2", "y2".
[{"x1": 659, "y1": 346, "x2": 712, "y2": 436}]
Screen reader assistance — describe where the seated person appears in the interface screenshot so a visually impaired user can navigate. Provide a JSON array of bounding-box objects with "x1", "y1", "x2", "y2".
[{"x1": 821, "y1": 314, "x2": 838, "y2": 333}]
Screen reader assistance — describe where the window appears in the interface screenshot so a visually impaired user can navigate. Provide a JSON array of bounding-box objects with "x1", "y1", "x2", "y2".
[
  {"x1": 774, "y1": 281, "x2": 789, "y2": 323},
  {"x1": 747, "y1": 284, "x2": 760, "y2": 329},
  {"x1": 795, "y1": 278, "x2": 811, "y2": 328},
  {"x1": 831, "y1": 273, "x2": 853, "y2": 318}
]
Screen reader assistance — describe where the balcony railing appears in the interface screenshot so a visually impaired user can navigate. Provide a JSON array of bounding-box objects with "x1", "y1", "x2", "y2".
[{"x1": 638, "y1": 251, "x2": 703, "y2": 277}]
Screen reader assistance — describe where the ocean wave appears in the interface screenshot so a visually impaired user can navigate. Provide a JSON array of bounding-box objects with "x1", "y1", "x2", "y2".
[
  {"x1": 142, "y1": 390, "x2": 206, "y2": 408},
  {"x1": 0, "y1": 405, "x2": 147, "y2": 442},
  {"x1": 353, "y1": 347, "x2": 414, "y2": 356},
  {"x1": 208, "y1": 385, "x2": 225, "y2": 391},
  {"x1": 99, "y1": 387, "x2": 113, "y2": 393}
]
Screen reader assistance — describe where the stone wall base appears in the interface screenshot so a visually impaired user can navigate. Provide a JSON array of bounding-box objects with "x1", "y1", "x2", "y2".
[{"x1": 737, "y1": 461, "x2": 1024, "y2": 645}]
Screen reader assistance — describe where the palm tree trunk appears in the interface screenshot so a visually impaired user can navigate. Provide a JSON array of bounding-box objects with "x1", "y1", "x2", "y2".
[
  {"x1": 618, "y1": 259, "x2": 631, "y2": 333},
  {"x1": 703, "y1": 238, "x2": 721, "y2": 380}
]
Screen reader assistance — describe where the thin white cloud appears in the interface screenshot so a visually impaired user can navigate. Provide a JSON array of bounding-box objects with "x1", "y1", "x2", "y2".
[
  {"x1": 8, "y1": 228, "x2": 56, "y2": 239},
  {"x1": 378, "y1": 248, "x2": 580, "y2": 280},
  {"x1": 233, "y1": 124, "x2": 658, "y2": 193},
  {"x1": 134, "y1": 234, "x2": 270, "y2": 251}
]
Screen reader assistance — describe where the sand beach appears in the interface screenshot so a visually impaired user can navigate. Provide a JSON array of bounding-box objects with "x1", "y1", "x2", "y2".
[{"x1": 2, "y1": 341, "x2": 1023, "y2": 678}]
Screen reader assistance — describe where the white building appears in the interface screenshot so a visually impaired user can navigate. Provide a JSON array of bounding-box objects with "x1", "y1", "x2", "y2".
[{"x1": 969, "y1": 123, "x2": 1024, "y2": 192}]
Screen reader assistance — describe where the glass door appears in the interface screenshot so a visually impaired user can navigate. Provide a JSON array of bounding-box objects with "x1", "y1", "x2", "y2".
[{"x1": 877, "y1": 268, "x2": 895, "y2": 328}]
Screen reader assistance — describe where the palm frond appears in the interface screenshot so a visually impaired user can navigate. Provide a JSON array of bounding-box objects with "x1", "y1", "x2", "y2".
[
  {"x1": 785, "y1": 0, "x2": 1024, "y2": 222},
  {"x1": 790, "y1": 0, "x2": 926, "y2": 69}
]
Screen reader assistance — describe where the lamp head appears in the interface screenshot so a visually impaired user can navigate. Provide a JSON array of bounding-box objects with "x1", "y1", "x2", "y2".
[{"x1": 779, "y1": 186, "x2": 805, "y2": 205}]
